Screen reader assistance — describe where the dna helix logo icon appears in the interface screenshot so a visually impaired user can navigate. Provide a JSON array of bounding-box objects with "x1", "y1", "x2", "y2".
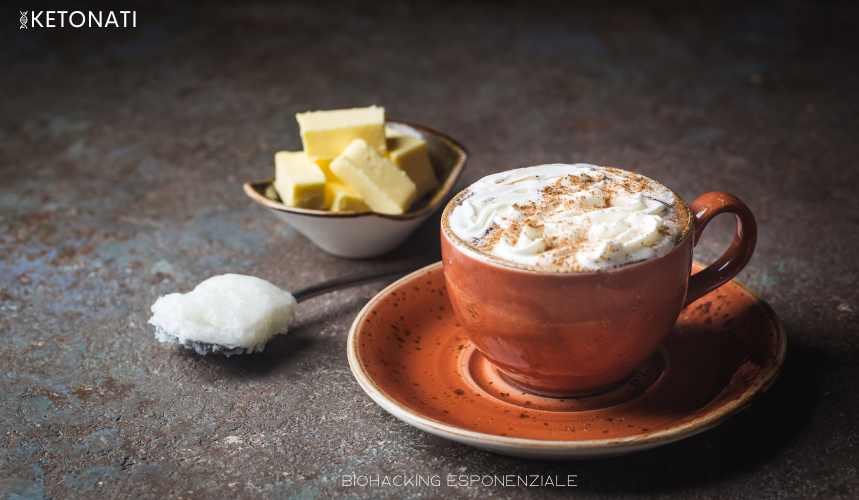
[{"x1": 20, "y1": 11, "x2": 28, "y2": 29}]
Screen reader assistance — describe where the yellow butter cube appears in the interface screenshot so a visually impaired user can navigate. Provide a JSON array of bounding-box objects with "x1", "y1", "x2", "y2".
[
  {"x1": 264, "y1": 185, "x2": 280, "y2": 201},
  {"x1": 330, "y1": 139, "x2": 417, "y2": 215},
  {"x1": 326, "y1": 182, "x2": 370, "y2": 212},
  {"x1": 296, "y1": 106, "x2": 386, "y2": 158},
  {"x1": 310, "y1": 156, "x2": 335, "y2": 181},
  {"x1": 385, "y1": 126, "x2": 408, "y2": 138},
  {"x1": 273, "y1": 151, "x2": 327, "y2": 209},
  {"x1": 386, "y1": 134, "x2": 437, "y2": 199}
]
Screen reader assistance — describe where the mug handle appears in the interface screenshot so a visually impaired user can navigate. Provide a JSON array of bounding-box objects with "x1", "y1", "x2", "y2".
[{"x1": 683, "y1": 192, "x2": 757, "y2": 308}]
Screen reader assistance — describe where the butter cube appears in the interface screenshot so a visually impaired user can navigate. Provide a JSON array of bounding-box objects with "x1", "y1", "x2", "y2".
[
  {"x1": 273, "y1": 151, "x2": 327, "y2": 209},
  {"x1": 264, "y1": 185, "x2": 280, "y2": 201},
  {"x1": 330, "y1": 139, "x2": 417, "y2": 215},
  {"x1": 326, "y1": 182, "x2": 370, "y2": 212},
  {"x1": 296, "y1": 106, "x2": 386, "y2": 158},
  {"x1": 386, "y1": 134, "x2": 437, "y2": 199},
  {"x1": 310, "y1": 156, "x2": 335, "y2": 181},
  {"x1": 385, "y1": 126, "x2": 408, "y2": 138}
]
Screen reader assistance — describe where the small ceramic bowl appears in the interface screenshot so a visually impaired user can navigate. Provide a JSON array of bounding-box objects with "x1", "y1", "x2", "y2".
[{"x1": 243, "y1": 120, "x2": 468, "y2": 259}]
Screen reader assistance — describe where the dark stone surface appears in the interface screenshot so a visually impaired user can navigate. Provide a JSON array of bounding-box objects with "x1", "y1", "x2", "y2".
[{"x1": 1, "y1": 1, "x2": 857, "y2": 498}]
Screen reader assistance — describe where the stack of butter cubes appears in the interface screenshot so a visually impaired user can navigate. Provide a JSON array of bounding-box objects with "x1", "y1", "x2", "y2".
[{"x1": 270, "y1": 106, "x2": 438, "y2": 215}]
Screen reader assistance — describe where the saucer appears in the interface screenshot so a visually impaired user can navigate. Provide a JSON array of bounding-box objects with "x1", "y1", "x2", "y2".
[{"x1": 347, "y1": 262, "x2": 786, "y2": 460}]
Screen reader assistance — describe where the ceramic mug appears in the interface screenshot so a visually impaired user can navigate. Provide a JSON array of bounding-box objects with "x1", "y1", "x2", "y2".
[{"x1": 441, "y1": 173, "x2": 757, "y2": 397}]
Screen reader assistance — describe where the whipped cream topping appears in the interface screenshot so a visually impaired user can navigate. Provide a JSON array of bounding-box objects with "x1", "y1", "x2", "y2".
[{"x1": 446, "y1": 164, "x2": 688, "y2": 271}]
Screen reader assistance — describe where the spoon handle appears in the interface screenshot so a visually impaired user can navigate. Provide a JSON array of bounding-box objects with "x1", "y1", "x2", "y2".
[{"x1": 291, "y1": 254, "x2": 438, "y2": 303}]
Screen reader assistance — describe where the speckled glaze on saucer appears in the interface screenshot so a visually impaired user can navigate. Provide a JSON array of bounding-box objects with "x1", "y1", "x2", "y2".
[{"x1": 347, "y1": 262, "x2": 786, "y2": 460}]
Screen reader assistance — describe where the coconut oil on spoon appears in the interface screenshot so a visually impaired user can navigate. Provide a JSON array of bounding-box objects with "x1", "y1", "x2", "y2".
[{"x1": 149, "y1": 254, "x2": 436, "y2": 356}]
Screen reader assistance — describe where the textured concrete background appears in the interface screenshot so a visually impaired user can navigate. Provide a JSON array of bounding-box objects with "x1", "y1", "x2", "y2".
[{"x1": 2, "y1": 1, "x2": 857, "y2": 498}]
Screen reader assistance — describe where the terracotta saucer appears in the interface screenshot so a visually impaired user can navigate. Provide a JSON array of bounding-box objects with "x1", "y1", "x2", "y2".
[{"x1": 347, "y1": 262, "x2": 786, "y2": 460}]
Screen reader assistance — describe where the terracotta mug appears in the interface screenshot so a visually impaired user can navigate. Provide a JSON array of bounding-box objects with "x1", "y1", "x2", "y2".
[{"x1": 441, "y1": 177, "x2": 757, "y2": 397}]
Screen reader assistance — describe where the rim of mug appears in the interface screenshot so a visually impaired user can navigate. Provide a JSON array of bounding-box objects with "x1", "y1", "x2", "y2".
[{"x1": 441, "y1": 168, "x2": 694, "y2": 276}]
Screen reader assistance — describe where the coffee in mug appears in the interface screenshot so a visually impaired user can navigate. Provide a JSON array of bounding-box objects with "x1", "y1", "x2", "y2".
[{"x1": 441, "y1": 164, "x2": 756, "y2": 396}]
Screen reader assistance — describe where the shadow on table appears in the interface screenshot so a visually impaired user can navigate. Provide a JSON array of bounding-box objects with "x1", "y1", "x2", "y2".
[
  {"x1": 175, "y1": 332, "x2": 313, "y2": 376},
  {"x1": 502, "y1": 339, "x2": 821, "y2": 495}
]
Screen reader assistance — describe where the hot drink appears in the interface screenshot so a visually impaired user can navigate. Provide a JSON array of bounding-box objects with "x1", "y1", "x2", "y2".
[{"x1": 440, "y1": 164, "x2": 756, "y2": 396}]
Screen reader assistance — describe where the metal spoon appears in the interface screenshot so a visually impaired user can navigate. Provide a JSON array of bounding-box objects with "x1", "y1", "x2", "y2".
[{"x1": 157, "y1": 254, "x2": 438, "y2": 356}]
